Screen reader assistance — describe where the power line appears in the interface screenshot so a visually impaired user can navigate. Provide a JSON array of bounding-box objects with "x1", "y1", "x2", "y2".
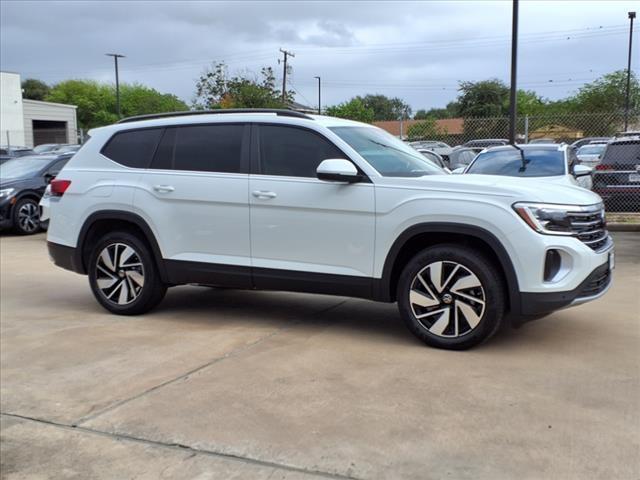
[{"x1": 19, "y1": 23, "x2": 634, "y2": 77}]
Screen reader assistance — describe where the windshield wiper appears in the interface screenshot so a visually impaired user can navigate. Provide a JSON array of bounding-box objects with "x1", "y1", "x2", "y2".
[
  {"x1": 368, "y1": 139, "x2": 424, "y2": 161},
  {"x1": 509, "y1": 144, "x2": 528, "y2": 172}
]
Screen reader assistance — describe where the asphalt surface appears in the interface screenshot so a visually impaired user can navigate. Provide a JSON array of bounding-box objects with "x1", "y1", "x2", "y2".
[{"x1": 1, "y1": 232, "x2": 639, "y2": 480}]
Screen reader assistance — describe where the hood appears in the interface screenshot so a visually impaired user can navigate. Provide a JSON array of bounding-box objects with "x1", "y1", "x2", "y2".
[
  {"x1": 0, "y1": 177, "x2": 35, "y2": 192},
  {"x1": 379, "y1": 173, "x2": 602, "y2": 206}
]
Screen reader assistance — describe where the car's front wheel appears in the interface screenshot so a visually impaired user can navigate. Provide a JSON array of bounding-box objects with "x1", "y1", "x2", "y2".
[
  {"x1": 13, "y1": 198, "x2": 41, "y2": 235},
  {"x1": 397, "y1": 245, "x2": 505, "y2": 350},
  {"x1": 88, "y1": 232, "x2": 167, "y2": 315}
]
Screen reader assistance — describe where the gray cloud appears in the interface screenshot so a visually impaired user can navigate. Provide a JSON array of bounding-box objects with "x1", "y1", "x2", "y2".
[{"x1": 1, "y1": 0, "x2": 637, "y2": 110}]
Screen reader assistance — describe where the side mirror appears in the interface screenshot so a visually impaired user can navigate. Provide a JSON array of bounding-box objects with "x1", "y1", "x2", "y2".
[
  {"x1": 316, "y1": 159, "x2": 362, "y2": 183},
  {"x1": 573, "y1": 164, "x2": 592, "y2": 178},
  {"x1": 452, "y1": 167, "x2": 465, "y2": 174},
  {"x1": 44, "y1": 171, "x2": 59, "y2": 183}
]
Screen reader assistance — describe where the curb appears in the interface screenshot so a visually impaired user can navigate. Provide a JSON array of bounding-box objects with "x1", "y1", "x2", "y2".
[{"x1": 607, "y1": 223, "x2": 640, "y2": 232}]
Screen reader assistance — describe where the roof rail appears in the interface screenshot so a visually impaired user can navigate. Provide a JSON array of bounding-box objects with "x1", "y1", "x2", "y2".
[{"x1": 116, "y1": 108, "x2": 313, "y2": 124}]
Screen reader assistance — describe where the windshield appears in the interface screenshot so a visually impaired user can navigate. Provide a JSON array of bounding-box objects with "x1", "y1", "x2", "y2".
[
  {"x1": 466, "y1": 148, "x2": 565, "y2": 177},
  {"x1": 0, "y1": 157, "x2": 49, "y2": 180},
  {"x1": 330, "y1": 126, "x2": 445, "y2": 177},
  {"x1": 33, "y1": 144, "x2": 57, "y2": 154},
  {"x1": 578, "y1": 145, "x2": 605, "y2": 156}
]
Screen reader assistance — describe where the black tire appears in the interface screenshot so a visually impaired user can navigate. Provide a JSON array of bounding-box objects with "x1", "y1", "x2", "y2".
[
  {"x1": 12, "y1": 198, "x2": 41, "y2": 235},
  {"x1": 397, "y1": 244, "x2": 505, "y2": 350},
  {"x1": 88, "y1": 231, "x2": 167, "y2": 315}
]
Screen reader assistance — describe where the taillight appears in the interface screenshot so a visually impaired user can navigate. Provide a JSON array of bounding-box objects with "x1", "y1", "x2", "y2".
[
  {"x1": 595, "y1": 164, "x2": 613, "y2": 170},
  {"x1": 50, "y1": 179, "x2": 71, "y2": 197}
]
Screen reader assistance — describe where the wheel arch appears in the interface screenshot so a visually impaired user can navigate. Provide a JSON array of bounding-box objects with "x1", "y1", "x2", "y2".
[
  {"x1": 375, "y1": 222, "x2": 521, "y2": 315},
  {"x1": 75, "y1": 210, "x2": 168, "y2": 282}
]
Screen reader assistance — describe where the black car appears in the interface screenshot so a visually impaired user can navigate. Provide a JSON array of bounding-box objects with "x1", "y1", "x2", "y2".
[
  {"x1": 593, "y1": 138, "x2": 640, "y2": 212},
  {"x1": 0, "y1": 153, "x2": 72, "y2": 234},
  {"x1": 0, "y1": 146, "x2": 35, "y2": 164}
]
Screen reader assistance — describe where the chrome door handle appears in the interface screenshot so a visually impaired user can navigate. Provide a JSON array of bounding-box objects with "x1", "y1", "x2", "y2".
[
  {"x1": 252, "y1": 190, "x2": 277, "y2": 199},
  {"x1": 153, "y1": 185, "x2": 175, "y2": 193}
]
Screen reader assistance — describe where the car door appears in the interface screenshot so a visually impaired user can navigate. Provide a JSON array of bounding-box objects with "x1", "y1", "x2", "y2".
[
  {"x1": 249, "y1": 124, "x2": 375, "y2": 293},
  {"x1": 133, "y1": 123, "x2": 252, "y2": 286}
]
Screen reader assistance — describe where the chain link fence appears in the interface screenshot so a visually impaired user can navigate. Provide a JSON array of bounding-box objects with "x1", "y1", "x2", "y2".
[{"x1": 382, "y1": 111, "x2": 640, "y2": 212}]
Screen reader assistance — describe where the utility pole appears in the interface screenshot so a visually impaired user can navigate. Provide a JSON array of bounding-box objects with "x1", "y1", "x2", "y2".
[
  {"x1": 106, "y1": 53, "x2": 125, "y2": 118},
  {"x1": 508, "y1": 0, "x2": 519, "y2": 144},
  {"x1": 624, "y1": 11, "x2": 636, "y2": 131},
  {"x1": 314, "y1": 76, "x2": 321, "y2": 114},
  {"x1": 279, "y1": 48, "x2": 294, "y2": 104}
]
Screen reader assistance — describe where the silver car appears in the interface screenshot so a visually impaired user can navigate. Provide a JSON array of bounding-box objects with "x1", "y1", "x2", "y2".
[{"x1": 576, "y1": 143, "x2": 607, "y2": 168}]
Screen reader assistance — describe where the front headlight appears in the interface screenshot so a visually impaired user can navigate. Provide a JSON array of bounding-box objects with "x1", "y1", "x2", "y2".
[
  {"x1": 513, "y1": 202, "x2": 578, "y2": 235},
  {"x1": 0, "y1": 188, "x2": 15, "y2": 199}
]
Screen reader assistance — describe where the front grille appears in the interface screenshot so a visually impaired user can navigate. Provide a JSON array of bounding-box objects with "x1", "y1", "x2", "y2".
[
  {"x1": 567, "y1": 205, "x2": 609, "y2": 252},
  {"x1": 579, "y1": 267, "x2": 611, "y2": 297}
]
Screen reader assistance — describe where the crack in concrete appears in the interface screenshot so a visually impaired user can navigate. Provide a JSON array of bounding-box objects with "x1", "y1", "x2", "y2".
[
  {"x1": 1, "y1": 412, "x2": 361, "y2": 480},
  {"x1": 73, "y1": 299, "x2": 348, "y2": 426}
]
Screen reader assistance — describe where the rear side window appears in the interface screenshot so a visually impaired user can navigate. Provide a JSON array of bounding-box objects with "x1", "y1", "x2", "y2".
[
  {"x1": 151, "y1": 124, "x2": 245, "y2": 173},
  {"x1": 102, "y1": 128, "x2": 163, "y2": 168},
  {"x1": 602, "y1": 141, "x2": 640, "y2": 165},
  {"x1": 259, "y1": 125, "x2": 345, "y2": 177}
]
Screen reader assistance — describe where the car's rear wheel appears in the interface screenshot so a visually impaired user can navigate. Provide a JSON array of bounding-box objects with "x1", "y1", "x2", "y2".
[
  {"x1": 88, "y1": 232, "x2": 167, "y2": 315},
  {"x1": 13, "y1": 198, "x2": 41, "y2": 235},
  {"x1": 397, "y1": 245, "x2": 505, "y2": 350}
]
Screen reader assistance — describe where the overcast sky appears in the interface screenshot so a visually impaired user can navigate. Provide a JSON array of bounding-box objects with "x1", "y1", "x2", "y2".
[{"x1": 1, "y1": 0, "x2": 637, "y2": 111}]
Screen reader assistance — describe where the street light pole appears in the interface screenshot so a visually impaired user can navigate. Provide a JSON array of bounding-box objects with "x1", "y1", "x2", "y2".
[
  {"x1": 106, "y1": 53, "x2": 125, "y2": 118},
  {"x1": 508, "y1": 0, "x2": 519, "y2": 145},
  {"x1": 624, "y1": 11, "x2": 636, "y2": 131},
  {"x1": 314, "y1": 76, "x2": 321, "y2": 114}
]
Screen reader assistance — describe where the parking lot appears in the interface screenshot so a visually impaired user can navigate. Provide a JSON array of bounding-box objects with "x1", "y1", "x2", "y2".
[{"x1": 1, "y1": 232, "x2": 638, "y2": 479}]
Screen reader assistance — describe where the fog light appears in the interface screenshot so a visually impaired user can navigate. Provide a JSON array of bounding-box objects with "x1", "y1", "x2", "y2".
[{"x1": 544, "y1": 249, "x2": 561, "y2": 282}]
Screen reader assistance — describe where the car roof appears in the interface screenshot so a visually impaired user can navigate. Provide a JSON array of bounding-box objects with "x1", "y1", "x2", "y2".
[{"x1": 90, "y1": 111, "x2": 370, "y2": 136}]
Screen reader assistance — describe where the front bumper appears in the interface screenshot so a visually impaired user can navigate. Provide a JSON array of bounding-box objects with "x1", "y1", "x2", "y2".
[
  {"x1": 0, "y1": 199, "x2": 13, "y2": 229},
  {"x1": 519, "y1": 259, "x2": 612, "y2": 316}
]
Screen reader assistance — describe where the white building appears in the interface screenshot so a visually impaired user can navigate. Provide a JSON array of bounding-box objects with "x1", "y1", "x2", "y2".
[{"x1": 1, "y1": 71, "x2": 78, "y2": 148}]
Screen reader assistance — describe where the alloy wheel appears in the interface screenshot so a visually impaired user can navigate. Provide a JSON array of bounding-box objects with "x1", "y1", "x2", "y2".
[
  {"x1": 95, "y1": 243, "x2": 145, "y2": 305},
  {"x1": 409, "y1": 261, "x2": 485, "y2": 338},
  {"x1": 17, "y1": 202, "x2": 40, "y2": 233}
]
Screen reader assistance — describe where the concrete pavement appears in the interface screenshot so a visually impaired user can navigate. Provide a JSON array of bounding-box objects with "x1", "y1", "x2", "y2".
[{"x1": 1, "y1": 233, "x2": 639, "y2": 479}]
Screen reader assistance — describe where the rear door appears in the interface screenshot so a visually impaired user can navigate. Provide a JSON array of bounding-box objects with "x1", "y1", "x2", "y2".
[
  {"x1": 249, "y1": 124, "x2": 375, "y2": 292},
  {"x1": 133, "y1": 123, "x2": 252, "y2": 286}
]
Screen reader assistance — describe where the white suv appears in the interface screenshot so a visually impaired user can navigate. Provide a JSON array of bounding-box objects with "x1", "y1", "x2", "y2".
[{"x1": 46, "y1": 110, "x2": 614, "y2": 350}]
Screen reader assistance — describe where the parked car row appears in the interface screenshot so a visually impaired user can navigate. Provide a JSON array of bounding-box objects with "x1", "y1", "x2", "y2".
[{"x1": 0, "y1": 150, "x2": 76, "y2": 234}]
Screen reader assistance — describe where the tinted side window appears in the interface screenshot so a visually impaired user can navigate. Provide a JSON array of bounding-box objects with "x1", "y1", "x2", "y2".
[
  {"x1": 602, "y1": 141, "x2": 640, "y2": 165},
  {"x1": 259, "y1": 125, "x2": 345, "y2": 177},
  {"x1": 102, "y1": 128, "x2": 163, "y2": 168},
  {"x1": 151, "y1": 124, "x2": 244, "y2": 173},
  {"x1": 47, "y1": 159, "x2": 69, "y2": 174}
]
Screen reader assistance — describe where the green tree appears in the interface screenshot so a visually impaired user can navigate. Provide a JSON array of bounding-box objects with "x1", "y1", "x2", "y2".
[
  {"x1": 22, "y1": 78, "x2": 50, "y2": 101},
  {"x1": 418, "y1": 101, "x2": 460, "y2": 119},
  {"x1": 407, "y1": 118, "x2": 447, "y2": 140},
  {"x1": 193, "y1": 62, "x2": 291, "y2": 109},
  {"x1": 413, "y1": 109, "x2": 429, "y2": 120},
  {"x1": 325, "y1": 98, "x2": 374, "y2": 123},
  {"x1": 47, "y1": 80, "x2": 188, "y2": 129},
  {"x1": 120, "y1": 84, "x2": 187, "y2": 117},
  {"x1": 47, "y1": 80, "x2": 115, "y2": 128},
  {"x1": 569, "y1": 70, "x2": 639, "y2": 113},
  {"x1": 457, "y1": 79, "x2": 509, "y2": 118},
  {"x1": 357, "y1": 94, "x2": 411, "y2": 121},
  {"x1": 514, "y1": 90, "x2": 547, "y2": 116}
]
